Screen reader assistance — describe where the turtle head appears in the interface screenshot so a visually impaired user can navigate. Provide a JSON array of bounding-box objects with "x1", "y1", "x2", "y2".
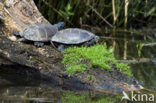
[
  {"x1": 55, "y1": 22, "x2": 65, "y2": 30},
  {"x1": 94, "y1": 36, "x2": 99, "y2": 42}
]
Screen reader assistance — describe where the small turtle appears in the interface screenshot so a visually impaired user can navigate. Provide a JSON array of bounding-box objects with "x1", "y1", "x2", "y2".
[
  {"x1": 51, "y1": 28, "x2": 99, "y2": 51},
  {"x1": 13, "y1": 22, "x2": 64, "y2": 47}
]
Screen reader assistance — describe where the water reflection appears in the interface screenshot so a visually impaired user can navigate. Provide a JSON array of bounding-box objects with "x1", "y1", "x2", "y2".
[
  {"x1": 101, "y1": 32, "x2": 156, "y2": 90},
  {"x1": 0, "y1": 86, "x2": 63, "y2": 103},
  {"x1": 0, "y1": 86, "x2": 122, "y2": 103}
]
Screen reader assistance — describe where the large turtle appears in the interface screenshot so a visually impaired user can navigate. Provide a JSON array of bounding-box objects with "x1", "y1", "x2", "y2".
[
  {"x1": 51, "y1": 28, "x2": 99, "y2": 51},
  {"x1": 13, "y1": 22, "x2": 64, "y2": 46}
]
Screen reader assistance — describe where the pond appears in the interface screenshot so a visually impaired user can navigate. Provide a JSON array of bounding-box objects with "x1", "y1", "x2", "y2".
[{"x1": 0, "y1": 29, "x2": 156, "y2": 103}]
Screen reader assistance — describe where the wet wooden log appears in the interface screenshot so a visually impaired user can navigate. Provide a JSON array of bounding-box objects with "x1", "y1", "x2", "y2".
[
  {"x1": 0, "y1": 36, "x2": 144, "y2": 93},
  {"x1": 0, "y1": 56, "x2": 13, "y2": 65},
  {"x1": 0, "y1": 0, "x2": 144, "y2": 94}
]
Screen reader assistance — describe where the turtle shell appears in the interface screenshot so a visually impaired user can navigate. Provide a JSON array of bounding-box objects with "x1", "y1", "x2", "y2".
[
  {"x1": 51, "y1": 28, "x2": 96, "y2": 44},
  {"x1": 20, "y1": 23, "x2": 58, "y2": 42}
]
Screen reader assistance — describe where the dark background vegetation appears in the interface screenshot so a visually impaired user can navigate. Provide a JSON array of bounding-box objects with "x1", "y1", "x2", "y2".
[{"x1": 34, "y1": 0, "x2": 156, "y2": 28}]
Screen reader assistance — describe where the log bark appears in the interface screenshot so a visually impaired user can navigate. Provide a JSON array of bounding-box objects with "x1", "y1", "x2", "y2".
[
  {"x1": 0, "y1": 0, "x2": 144, "y2": 94},
  {"x1": 2, "y1": 0, "x2": 47, "y2": 31}
]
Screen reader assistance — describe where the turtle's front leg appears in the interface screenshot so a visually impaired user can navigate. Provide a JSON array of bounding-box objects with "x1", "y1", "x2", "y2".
[
  {"x1": 58, "y1": 44, "x2": 65, "y2": 52},
  {"x1": 17, "y1": 38, "x2": 27, "y2": 42},
  {"x1": 87, "y1": 39, "x2": 96, "y2": 47},
  {"x1": 34, "y1": 42, "x2": 44, "y2": 47}
]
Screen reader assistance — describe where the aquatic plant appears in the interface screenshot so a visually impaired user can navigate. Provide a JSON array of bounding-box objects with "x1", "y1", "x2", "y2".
[
  {"x1": 136, "y1": 43, "x2": 144, "y2": 57},
  {"x1": 61, "y1": 91, "x2": 122, "y2": 103},
  {"x1": 59, "y1": 3, "x2": 74, "y2": 20},
  {"x1": 62, "y1": 44, "x2": 132, "y2": 76},
  {"x1": 35, "y1": 0, "x2": 156, "y2": 28},
  {"x1": 61, "y1": 92, "x2": 86, "y2": 103}
]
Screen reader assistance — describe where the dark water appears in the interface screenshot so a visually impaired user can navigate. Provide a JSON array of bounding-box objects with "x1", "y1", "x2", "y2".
[
  {"x1": 103, "y1": 32, "x2": 156, "y2": 90},
  {"x1": 0, "y1": 31, "x2": 156, "y2": 103}
]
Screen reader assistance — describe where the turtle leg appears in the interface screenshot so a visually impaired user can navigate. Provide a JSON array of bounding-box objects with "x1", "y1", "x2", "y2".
[
  {"x1": 50, "y1": 41, "x2": 57, "y2": 49},
  {"x1": 34, "y1": 42, "x2": 44, "y2": 47},
  {"x1": 87, "y1": 39, "x2": 96, "y2": 47},
  {"x1": 13, "y1": 30, "x2": 21, "y2": 37},
  {"x1": 58, "y1": 44, "x2": 65, "y2": 52},
  {"x1": 17, "y1": 38, "x2": 27, "y2": 42}
]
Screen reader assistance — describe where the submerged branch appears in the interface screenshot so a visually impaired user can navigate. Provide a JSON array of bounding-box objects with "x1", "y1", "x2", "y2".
[{"x1": 119, "y1": 58, "x2": 151, "y2": 64}]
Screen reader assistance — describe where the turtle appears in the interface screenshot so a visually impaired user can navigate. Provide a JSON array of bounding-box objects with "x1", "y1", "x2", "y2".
[
  {"x1": 13, "y1": 22, "x2": 65, "y2": 47},
  {"x1": 51, "y1": 28, "x2": 99, "y2": 51}
]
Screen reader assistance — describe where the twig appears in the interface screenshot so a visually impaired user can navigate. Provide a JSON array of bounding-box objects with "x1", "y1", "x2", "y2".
[
  {"x1": 88, "y1": 5, "x2": 113, "y2": 28},
  {"x1": 100, "y1": 36, "x2": 124, "y2": 40},
  {"x1": 143, "y1": 42, "x2": 156, "y2": 47},
  {"x1": 100, "y1": 12, "x2": 112, "y2": 25},
  {"x1": 118, "y1": 58, "x2": 151, "y2": 64}
]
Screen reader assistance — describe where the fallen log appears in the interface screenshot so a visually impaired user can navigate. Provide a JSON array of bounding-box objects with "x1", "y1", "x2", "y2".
[
  {"x1": 0, "y1": 35, "x2": 144, "y2": 93},
  {"x1": 2, "y1": 0, "x2": 47, "y2": 31}
]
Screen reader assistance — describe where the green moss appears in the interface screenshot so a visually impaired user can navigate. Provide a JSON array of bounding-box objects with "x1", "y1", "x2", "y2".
[
  {"x1": 66, "y1": 64, "x2": 87, "y2": 76},
  {"x1": 62, "y1": 44, "x2": 132, "y2": 77},
  {"x1": 116, "y1": 63, "x2": 132, "y2": 77}
]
